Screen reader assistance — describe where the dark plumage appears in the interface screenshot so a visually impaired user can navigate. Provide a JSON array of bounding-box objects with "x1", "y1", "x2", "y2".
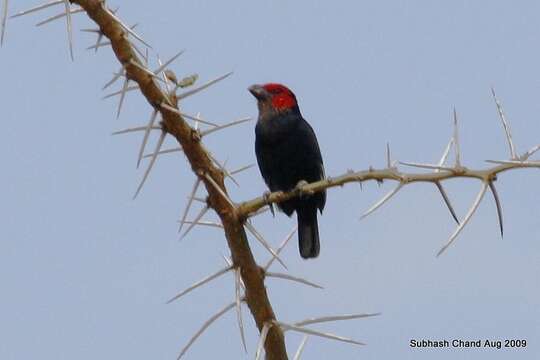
[{"x1": 249, "y1": 83, "x2": 326, "y2": 259}]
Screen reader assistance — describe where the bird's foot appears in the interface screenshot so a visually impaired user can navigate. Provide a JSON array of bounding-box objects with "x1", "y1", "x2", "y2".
[
  {"x1": 263, "y1": 191, "x2": 275, "y2": 217},
  {"x1": 295, "y1": 180, "x2": 313, "y2": 197}
]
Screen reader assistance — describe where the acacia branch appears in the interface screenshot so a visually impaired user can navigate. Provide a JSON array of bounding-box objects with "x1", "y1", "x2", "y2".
[
  {"x1": 70, "y1": 1, "x2": 287, "y2": 358},
  {"x1": 237, "y1": 162, "x2": 539, "y2": 218},
  {"x1": 237, "y1": 160, "x2": 539, "y2": 255}
]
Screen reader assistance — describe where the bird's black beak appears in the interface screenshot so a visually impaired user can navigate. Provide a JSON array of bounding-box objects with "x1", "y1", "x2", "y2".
[{"x1": 248, "y1": 84, "x2": 269, "y2": 101}]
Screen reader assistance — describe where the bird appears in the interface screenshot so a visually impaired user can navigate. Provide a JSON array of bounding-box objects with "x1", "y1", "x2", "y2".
[{"x1": 249, "y1": 83, "x2": 326, "y2": 259}]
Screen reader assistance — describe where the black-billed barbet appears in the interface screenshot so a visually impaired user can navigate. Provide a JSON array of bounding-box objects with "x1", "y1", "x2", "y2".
[{"x1": 249, "y1": 83, "x2": 326, "y2": 259}]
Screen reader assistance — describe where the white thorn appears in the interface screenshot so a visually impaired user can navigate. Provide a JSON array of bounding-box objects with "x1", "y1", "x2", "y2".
[
  {"x1": 102, "y1": 67, "x2": 125, "y2": 90},
  {"x1": 437, "y1": 137, "x2": 454, "y2": 168},
  {"x1": 116, "y1": 77, "x2": 130, "y2": 119},
  {"x1": 142, "y1": 147, "x2": 182, "y2": 159},
  {"x1": 1, "y1": 0, "x2": 8, "y2": 46},
  {"x1": 294, "y1": 313, "x2": 381, "y2": 327},
  {"x1": 208, "y1": 153, "x2": 240, "y2": 187},
  {"x1": 491, "y1": 88, "x2": 518, "y2": 160},
  {"x1": 102, "y1": 84, "x2": 139, "y2": 100},
  {"x1": 437, "y1": 182, "x2": 488, "y2": 257},
  {"x1": 178, "y1": 111, "x2": 219, "y2": 127},
  {"x1": 63, "y1": 0, "x2": 74, "y2": 61},
  {"x1": 521, "y1": 144, "x2": 540, "y2": 161},
  {"x1": 435, "y1": 137, "x2": 460, "y2": 223},
  {"x1": 177, "y1": 302, "x2": 236, "y2": 359},
  {"x1": 159, "y1": 103, "x2": 218, "y2": 127},
  {"x1": 485, "y1": 159, "x2": 540, "y2": 166},
  {"x1": 178, "y1": 179, "x2": 201, "y2": 234},
  {"x1": 278, "y1": 322, "x2": 365, "y2": 346},
  {"x1": 103, "y1": 5, "x2": 152, "y2": 49},
  {"x1": 200, "y1": 117, "x2": 253, "y2": 137},
  {"x1": 244, "y1": 221, "x2": 287, "y2": 270},
  {"x1": 221, "y1": 254, "x2": 233, "y2": 267},
  {"x1": 263, "y1": 226, "x2": 297, "y2": 271},
  {"x1": 133, "y1": 131, "x2": 166, "y2": 199},
  {"x1": 156, "y1": 55, "x2": 170, "y2": 92},
  {"x1": 386, "y1": 142, "x2": 391, "y2": 168},
  {"x1": 266, "y1": 272, "x2": 323, "y2": 289},
  {"x1": 35, "y1": 7, "x2": 83, "y2": 27},
  {"x1": 86, "y1": 40, "x2": 110, "y2": 50},
  {"x1": 453, "y1": 108, "x2": 462, "y2": 167},
  {"x1": 85, "y1": 8, "x2": 117, "y2": 53},
  {"x1": 10, "y1": 0, "x2": 63, "y2": 18},
  {"x1": 136, "y1": 109, "x2": 158, "y2": 168},
  {"x1": 166, "y1": 266, "x2": 231, "y2": 304},
  {"x1": 398, "y1": 161, "x2": 455, "y2": 172},
  {"x1": 234, "y1": 268, "x2": 247, "y2": 353},
  {"x1": 180, "y1": 206, "x2": 209, "y2": 239},
  {"x1": 111, "y1": 125, "x2": 161, "y2": 135},
  {"x1": 87, "y1": 23, "x2": 137, "y2": 52},
  {"x1": 153, "y1": 50, "x2": 185, "y2": 76},
  {"x1": 176, "y1": 72, "x2": 233, "y2": 99},
  {"x1": 488, "y1": 181, "x2": 504, "y2": 238},
  {"x1": 360, "y1": 183, "x2": 403, "y2": 220},
  {"x1": 435, "y1": 181, "x2": 460, "y2": 225},
  {"x1": 255, "y1": 322, "x2": 271, "y2": 360},
  {"x1": 230, "y1": 163, "x2": 255, "y2": 176},
  {"x1": 204, "y1": 173, "x2": 236, "y2": 208},
  {"x1": 180, "y1": 220, "x2": 222, "y2": 229},
  {"x1": 293, "y1": 336, "x2": 309, "y2": 360},
  {"x1": 129, "y1": 59, "x2": 162, "y2": 81},
  {"x1": 142, "y1": 46, "x2": 149, "y2": 65},
  {"x1": 93, "y1": 32, "x2": 104, "y2": 53},
  {"x1": 191, "y1": 196, "x2": 207, "y2": 203},
  {"x1": 80, "y1": 28, "x2": 101, "y2": 33}
]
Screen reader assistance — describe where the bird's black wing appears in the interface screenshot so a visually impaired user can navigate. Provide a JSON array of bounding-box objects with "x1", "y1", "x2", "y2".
[{"x1": 295, "y1": 117, "x2": 326, "y2": 212}]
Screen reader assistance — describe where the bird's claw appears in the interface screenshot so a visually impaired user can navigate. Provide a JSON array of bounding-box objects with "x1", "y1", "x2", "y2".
[
  {"x1": 263, "y1": 191, "x2": 275, "y2": 217},
  {"x1": 295, "y1": 180, "x2": 312, "y2": 196}
]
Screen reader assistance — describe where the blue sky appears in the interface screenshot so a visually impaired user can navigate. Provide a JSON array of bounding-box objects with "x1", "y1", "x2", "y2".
[{"x1": 1, "y1": 1, "x2": 539, "y2": 359}]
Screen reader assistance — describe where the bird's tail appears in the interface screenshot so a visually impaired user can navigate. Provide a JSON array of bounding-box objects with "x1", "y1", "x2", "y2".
[{"x1": 297, "y1": 207, "x2": 320, "y2": 259}]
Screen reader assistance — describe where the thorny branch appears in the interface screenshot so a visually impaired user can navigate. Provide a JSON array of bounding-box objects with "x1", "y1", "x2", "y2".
[
  {"x1": 4, "y1": 1, "x2": 540, "y2": 359},
  {"x1": 24, "y1": 0, "x2": 289, "y2": 358},
  {"x1": 237, "y1": 154, "x2": 539, "y2": 256}
]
